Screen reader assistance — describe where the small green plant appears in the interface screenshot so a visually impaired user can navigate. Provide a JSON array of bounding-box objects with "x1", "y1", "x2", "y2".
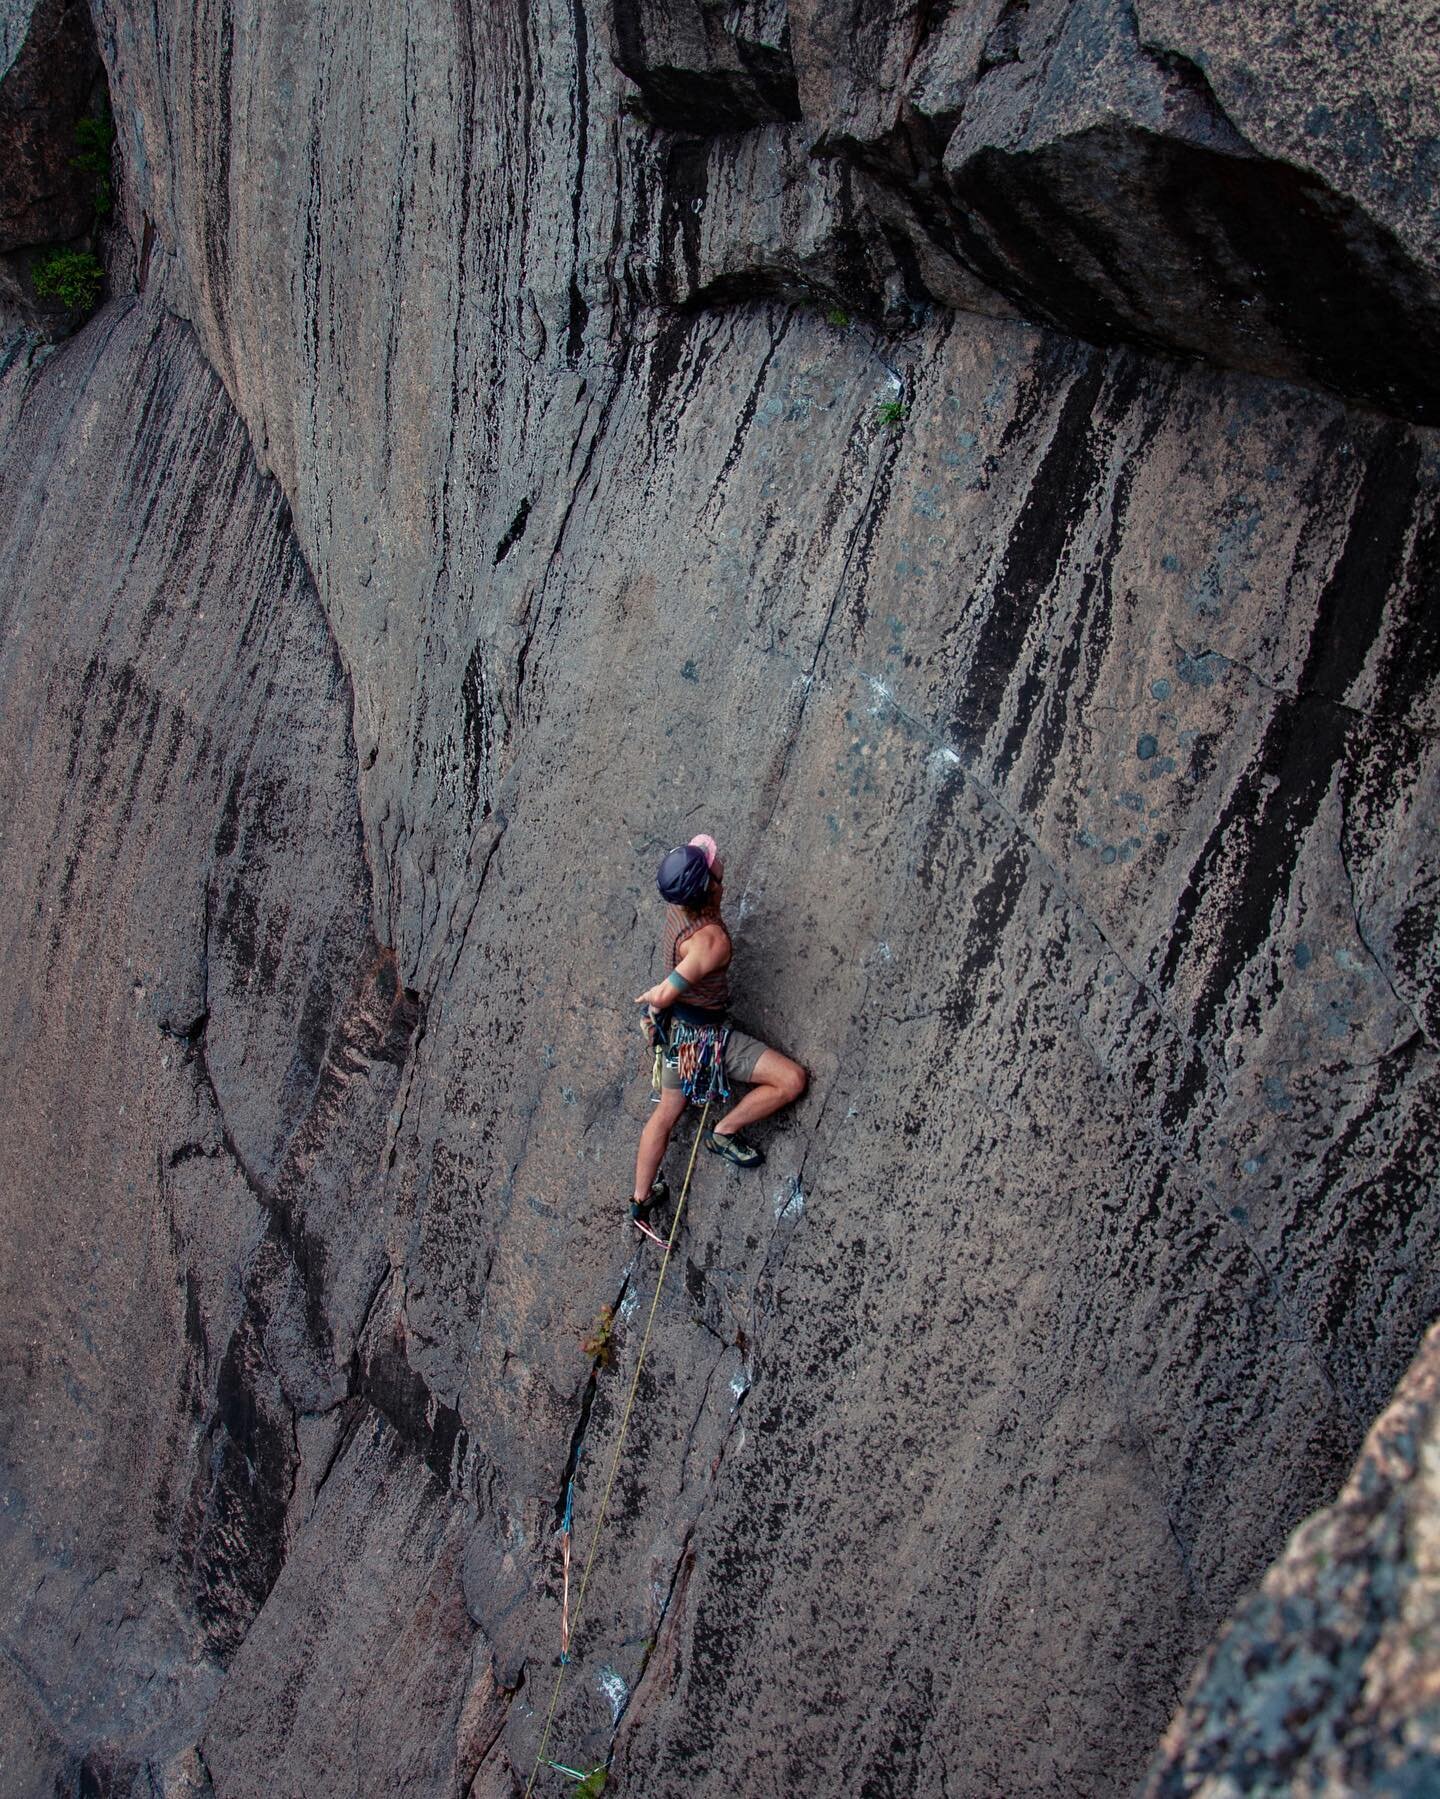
[
  {"x1": 32, "y1": 247, "x2": 103, "y2": 311},
  {"x1": 572, "y1": 1769, "x2": 607, "y2": 1799},
  {"x1": 72, "y1": 109, "x2": 115, "y2": 214},
  {"x1": 581, "y1": 1305, "x2": 616, "y2": 1368},
  {"x1": 876, "y1": 397, "x2": 908, "y2": 430},
  {"x1": 824, "y1": 305, "x2": 851, "y2": 328}
]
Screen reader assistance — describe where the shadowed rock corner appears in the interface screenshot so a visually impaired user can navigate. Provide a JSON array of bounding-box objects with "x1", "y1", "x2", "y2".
[{"x1": 0, "y1": 0, "x2": 127, "y2": 340}]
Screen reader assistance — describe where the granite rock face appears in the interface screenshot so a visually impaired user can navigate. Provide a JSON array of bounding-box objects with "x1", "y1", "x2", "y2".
[
  {"x1": 0, "y1": 299, "x2": 408, "y2": 1794},
  {"x1": 1, "y1": 1, "x2": 1438, "y2": 1796},
  {"x1": 1144, "y1": 1321, "x2": 1440, "y2": 1796}
]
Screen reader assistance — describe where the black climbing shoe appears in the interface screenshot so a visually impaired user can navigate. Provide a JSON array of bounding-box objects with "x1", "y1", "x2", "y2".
[
  {"x1": 629, "y1": 1178, "x2": 669, "y2": 1222},
  {"x1": 631, "y1": 1179, "x2": 671, "y2": 1246},
  {"x1": 703, "y1": 1129, "x2": 764, "y2": 1169}
]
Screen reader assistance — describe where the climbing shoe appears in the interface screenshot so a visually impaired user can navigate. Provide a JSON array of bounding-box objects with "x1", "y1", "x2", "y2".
[
  {"x1": 631, "y1": 1179, "x2": 671, "y2": 1246},
  {"x1": 629, "y1": 1178, "x2": 669, "y2": 1222},
  {"x1": 703, "y1": 1129, "x2": 763, "y2": 1169}
]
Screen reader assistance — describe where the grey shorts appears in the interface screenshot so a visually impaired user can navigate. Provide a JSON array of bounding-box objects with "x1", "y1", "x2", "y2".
[{"x1": 658, "y1": 1024, "x2": 770, "y2": 1092}]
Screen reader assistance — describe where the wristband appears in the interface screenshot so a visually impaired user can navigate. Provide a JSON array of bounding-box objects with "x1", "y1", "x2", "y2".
[{"x1": 665, "y1": 970, "x2": 692, "y2": 993}]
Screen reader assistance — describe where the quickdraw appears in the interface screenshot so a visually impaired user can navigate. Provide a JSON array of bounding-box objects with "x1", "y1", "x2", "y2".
[
  {"x1": 649, "y1": 1013, "x2": 731, "y2": 1107},
  {"x1": 668, "y1": 1020, "x2": 731, "y2": 1106}
]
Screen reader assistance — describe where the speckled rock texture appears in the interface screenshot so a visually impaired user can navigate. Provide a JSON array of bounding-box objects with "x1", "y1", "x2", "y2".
[
  {"x1": 0, "y1": 1, "x2": 1437, "y2": 1796},
  {"x1": 1144, "y1": 1321, "x2": 1440, "y2": 1796},
  {"x1": 0, "y1": 0, "x2": 37, "y2": 75}
]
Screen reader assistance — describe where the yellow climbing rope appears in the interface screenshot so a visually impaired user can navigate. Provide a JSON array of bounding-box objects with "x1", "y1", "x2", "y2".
[{"x1": 524, "y1": 1100, "x2": 712, "y2": 1797}]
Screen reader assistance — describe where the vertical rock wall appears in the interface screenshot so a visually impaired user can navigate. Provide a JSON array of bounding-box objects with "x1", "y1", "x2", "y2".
[
  {"x1": 0, "y1": 1, "x2": 1437, "y2": 1795},
  {"x1": 0, "y1": 299, "x2": 417, "y2": 1793}
]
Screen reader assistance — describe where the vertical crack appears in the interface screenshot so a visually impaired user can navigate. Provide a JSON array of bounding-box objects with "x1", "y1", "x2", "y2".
[
  {"x1": 553, "y1": 1271, "x2": 634, "y2": 1536},
  {"x1": 1337, "y1": 785, "x2": 1432, "y2": 1051}
]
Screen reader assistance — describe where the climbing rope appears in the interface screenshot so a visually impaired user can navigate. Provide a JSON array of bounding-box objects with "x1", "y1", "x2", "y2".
[{"x1": 523, "y1": 1100, "x2": 713, "y2": 1797}]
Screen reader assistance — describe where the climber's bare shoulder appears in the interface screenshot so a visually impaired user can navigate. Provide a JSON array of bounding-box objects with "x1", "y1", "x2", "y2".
[{"x1": 683, "y1": 921, "x2": 731, "y2": 975}]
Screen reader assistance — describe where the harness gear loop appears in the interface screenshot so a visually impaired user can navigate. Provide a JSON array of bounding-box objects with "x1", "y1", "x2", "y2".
[
  {"x1": 647, "y1": 1006, "x2": 666, "y2": 1100},
  {"x1": 523, "y1": 1102, "x2": 713, "y2": 1797},
  {"x1": 668, "y1": 1020, "x2": 731, "y2": 1107},
  {"x1": 647, "y1": 1006, "x2": 731, "y2": 1108}
]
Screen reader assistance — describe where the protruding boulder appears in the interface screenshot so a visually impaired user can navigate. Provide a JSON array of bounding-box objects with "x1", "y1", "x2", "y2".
[
  {"x1": 1135, "y1": 0, "x2": 1440, "y2": 273},
  {"x1": 1145, "y1": 1323, "x2": 1440, "y2": 1795},
  {"x1": 630, "y1": 0, "x2": 1440, "y2": 418},
  {"x1": 935, "y1": 0, "x2": 1440, "y2": 421}
]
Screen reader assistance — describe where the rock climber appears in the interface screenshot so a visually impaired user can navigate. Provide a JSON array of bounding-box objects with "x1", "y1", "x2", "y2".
[{"x1": 629, "y1": 833, "x2": 807, "y2": 1233}]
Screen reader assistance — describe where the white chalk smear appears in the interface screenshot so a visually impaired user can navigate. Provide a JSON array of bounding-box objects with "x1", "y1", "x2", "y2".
[
  {"x1": 774, "y1": 1179, "x2": 805, "y2": 1222},
  {"x1": 598, "y1": 1666, "x2": 629, "y2": 1723}
]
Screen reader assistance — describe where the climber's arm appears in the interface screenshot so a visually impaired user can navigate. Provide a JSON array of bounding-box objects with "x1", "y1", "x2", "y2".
[{"x1": 634, "y1": 923, "x2": 730, "y2": 1011}]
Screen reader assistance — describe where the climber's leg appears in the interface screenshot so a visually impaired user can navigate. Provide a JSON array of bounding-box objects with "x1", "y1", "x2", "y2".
[
  {"x1": 633, "y1": 1085, "x2": 687, "y2": 1203},
  {"x1": 714, "y1": 1048, "x2": 807, "y2": 1133},
  {"x1": 704, "y1": 1039, "x2": 806, "y2": 1167}
]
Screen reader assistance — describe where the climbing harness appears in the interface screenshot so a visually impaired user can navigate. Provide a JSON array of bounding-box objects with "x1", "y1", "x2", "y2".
[
  {"x1": 668, "y1": 1020, "x2": 731, "y2": 1107},
  {"x1": 523, "y1": 1101, "x2": 713, "y2": 1798},
  {"x1": 648, "y1": 1006, "x2": 731, "y2": 1109},
  {"x1": 648, "y1": 1011, "x2": 667, "y2": 1102}
]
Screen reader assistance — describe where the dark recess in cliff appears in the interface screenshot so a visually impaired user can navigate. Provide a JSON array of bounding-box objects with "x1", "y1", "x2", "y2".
[
  {"x1": 0, "y1": 0, "x2": 119, "y2": 333},
  {"x1": 614, "y1": 0, "x2": 801, "y2": 131}
]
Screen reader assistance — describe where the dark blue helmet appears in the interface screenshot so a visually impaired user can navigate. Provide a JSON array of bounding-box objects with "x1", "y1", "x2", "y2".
[{"x1": 656, "y1": 845, "x2": 712, "y2": 904}]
